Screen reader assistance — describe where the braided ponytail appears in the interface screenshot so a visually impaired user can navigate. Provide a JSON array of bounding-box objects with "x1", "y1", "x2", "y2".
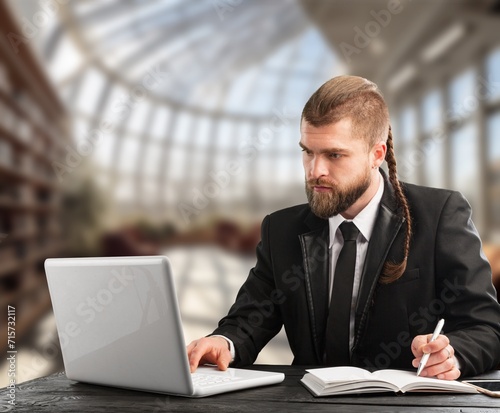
[
  {"x1": 301, "y1": 76, "x2": 413, "y2": 283},
  {"x1": 380, "y1": 126, "x2": 412, "y2": 284}
]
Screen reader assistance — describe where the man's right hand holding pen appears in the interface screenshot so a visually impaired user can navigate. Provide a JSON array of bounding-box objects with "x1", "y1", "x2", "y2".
[{"x1": 411, "y1": 319, "x2": 461, "y2": 380}]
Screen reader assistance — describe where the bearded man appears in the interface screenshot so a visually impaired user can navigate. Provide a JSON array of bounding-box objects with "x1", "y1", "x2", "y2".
[{"x1": 187, "y1": 75, "x2": 500, "y2": 379}]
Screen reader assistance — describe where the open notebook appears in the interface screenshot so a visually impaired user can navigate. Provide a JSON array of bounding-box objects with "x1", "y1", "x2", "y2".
[
  {"x1": 45, "y1": 256, "x2": 284, "y2": 397},
  {"x1": 301, "y1": 366, "x2": 478, "y2": 396}
]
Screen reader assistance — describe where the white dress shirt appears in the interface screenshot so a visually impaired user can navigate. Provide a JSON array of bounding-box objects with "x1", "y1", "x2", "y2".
[{"x1": 328, "y1": 173, "x2": 384, "y2": 352}]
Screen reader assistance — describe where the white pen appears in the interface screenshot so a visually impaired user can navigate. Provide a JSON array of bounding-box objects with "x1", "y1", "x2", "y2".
[{"x1": 416, "y1": 318, "x2": 445, "y2": 376}]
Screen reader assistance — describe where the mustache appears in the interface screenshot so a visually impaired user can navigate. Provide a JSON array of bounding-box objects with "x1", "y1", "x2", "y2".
[{"x1": 306, "y1": 178, "x2": 336, "y2": 188}]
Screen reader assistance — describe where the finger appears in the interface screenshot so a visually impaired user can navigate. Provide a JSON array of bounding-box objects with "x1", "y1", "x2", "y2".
[
  {"x1": 188, "y1": 337, "x2": 231, "y2": 373},
  {"x1": 412, "y1": 355, "x2": 424, "y2": 368},
  {"x1": 422, "y1": 335, "x2": 449, "y2": 354},
  {"x1": 188, "y1": 340, "x2": 210, "y2": 373},
  {"x1": 186, "y1": 340, "x2": 199, "y2": 355},
  {"x1": 411, "y1": 333, "x2": 439, "y2": 357},
  {"x1": 416, "y1": 345, "x2": 453, "y2": 371},
  {"x1": 196, "y1": 350, "x2": 229, "y2": 372},
  {"x1": 411, "y1": 336, "x2": 453, "y2": 368},
  {"x1": 422, "y1": 358, "x2": 460, "y2": 380},
  {"x1": 216, "y1": 348, "x2": 232, "y2": 371},
  {"x1": 411, "y1": 335, "x2": 429, "y2": 356},
  {"x1": 437, "y1": 367, "x2": 461, "y2": 381},
  {"x1": 418, "y1": 344, "x2": 458, "y2": 379}
]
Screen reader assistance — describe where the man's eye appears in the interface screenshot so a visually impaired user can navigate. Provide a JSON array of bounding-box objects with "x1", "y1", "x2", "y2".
[
  {"x1": 329, "y1": 153, "x2": 342, "y2": 159},
  {"x1": 301, "y1": 149, "x2": 313, "y2": 156}
]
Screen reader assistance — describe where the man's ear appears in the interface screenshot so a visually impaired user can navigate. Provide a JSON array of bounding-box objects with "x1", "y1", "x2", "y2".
[{"x1": 371, "y1": 140, "x2": 387, "y2": 168}]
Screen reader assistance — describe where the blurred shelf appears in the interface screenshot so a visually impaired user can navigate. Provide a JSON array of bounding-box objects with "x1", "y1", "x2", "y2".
[
  {"x1": 0, "y1": 198, "x2": 60, "y2": 212},
  {"x1": 0, "y1": 111, "x2": 64, "y2": 167},
  {"x1": 31, "y1": 241, "x2": 67, "y2": 263},
  {"x1": 0, "y1": 241, "x2": 66, "y2": 279},
  {"x1": 0, "y1": 270, "x2": 46, "y2": 308},
  {"x1": 0, "y1": 1, "x2": 69, "y2": 358},
  {"x1": 0, "y1": 161, "x2": 26, "y2": 182},
  {"x1": 0, "y1": 88, "x2": 51, "y2": 141},
  {"x1": 0, "y1": 162, "x2": 58, "y2": 190},
  {"x1": 0, "y1": 256, "x2": 19, "y2": 277},
  {"x1": 0, "y1": 284, "x2": 53, "y2": 356}
]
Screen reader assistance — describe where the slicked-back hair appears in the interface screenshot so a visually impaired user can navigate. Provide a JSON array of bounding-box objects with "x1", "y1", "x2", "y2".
[{"x1": 301, "y1": 75, "x2": 412, "y2": 283}]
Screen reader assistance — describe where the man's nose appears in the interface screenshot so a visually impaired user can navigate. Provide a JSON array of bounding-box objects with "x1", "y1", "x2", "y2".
[{"x1": 308, "y1": 156, "x2": 328, "y2": 180}]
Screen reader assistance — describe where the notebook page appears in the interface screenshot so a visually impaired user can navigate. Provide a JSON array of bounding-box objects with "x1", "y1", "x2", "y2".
[
  {"x1": 306, "y1": 366, "x2": 375, "y2": 383},
  {"x1": 372, "y1": 370, "x2": 478, "y2": 393}
]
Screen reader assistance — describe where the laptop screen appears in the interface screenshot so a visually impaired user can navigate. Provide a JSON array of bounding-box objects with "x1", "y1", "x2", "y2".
[{"x1": 45, "y1": 256, "x2": 194, "y2": 395}]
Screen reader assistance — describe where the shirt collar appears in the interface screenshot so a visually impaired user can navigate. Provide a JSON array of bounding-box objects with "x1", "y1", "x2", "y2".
[{"x1": 328, "y1": 172, "x2": 385, "y2": 247}]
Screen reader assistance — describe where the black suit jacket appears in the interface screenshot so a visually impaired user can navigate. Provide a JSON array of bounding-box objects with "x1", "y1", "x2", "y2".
[{"x1": 212, "y1": 173, "x2": 500, "y2": 377}]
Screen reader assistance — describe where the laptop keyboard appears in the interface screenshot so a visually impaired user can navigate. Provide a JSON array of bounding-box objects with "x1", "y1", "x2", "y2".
[{"x1": 192, "y1": 373, "x2": 242, "y2": 387}]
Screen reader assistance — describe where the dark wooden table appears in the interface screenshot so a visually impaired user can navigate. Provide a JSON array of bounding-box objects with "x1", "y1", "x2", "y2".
[{"x1": 2, "y1": 365, "x2": 500, "y2": 412}]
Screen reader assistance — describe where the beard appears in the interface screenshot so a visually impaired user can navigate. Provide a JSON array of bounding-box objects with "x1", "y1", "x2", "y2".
[{"x1": 305, "y1": 169, "x2": 371, "y2": 219}]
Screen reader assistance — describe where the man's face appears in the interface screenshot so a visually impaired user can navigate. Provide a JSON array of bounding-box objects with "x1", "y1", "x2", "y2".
[{"x1": 300, "y1": 118, "x2": 380, "y2": 219}]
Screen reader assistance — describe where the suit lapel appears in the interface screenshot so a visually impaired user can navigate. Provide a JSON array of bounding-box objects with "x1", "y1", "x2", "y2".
[
  {"x1": 299, "y1": 212, "x2": 329, "y2": 363},
  {"x1": 297, "y1": 171, "x2": 405, "y2": 361},
  {"x1": 353, "y1": 172, "x2": 404, "y2": 348}
]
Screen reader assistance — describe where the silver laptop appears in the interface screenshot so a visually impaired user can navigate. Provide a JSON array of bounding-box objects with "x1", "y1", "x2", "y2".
[{"x1": 44, "y1": 256, "x2": 284, "y2": 397}]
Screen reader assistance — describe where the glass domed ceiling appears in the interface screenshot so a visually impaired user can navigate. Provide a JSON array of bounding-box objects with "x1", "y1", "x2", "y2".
[{"x1": 16, "y1": 0, "x2": 342, "y2": 225}]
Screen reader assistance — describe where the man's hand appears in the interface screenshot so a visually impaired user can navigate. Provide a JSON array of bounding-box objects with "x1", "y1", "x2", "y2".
[
  {"x1": 411, "y1": 334, "x2": 460, "y2": 380},
  {"x1": 186, "y1": 336, "x2": 232, "y2": 373}
]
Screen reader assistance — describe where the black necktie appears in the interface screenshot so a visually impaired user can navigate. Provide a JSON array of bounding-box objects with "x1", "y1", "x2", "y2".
[{"x1": 325, "y1": 221, "x2": 360, "y2": 366}]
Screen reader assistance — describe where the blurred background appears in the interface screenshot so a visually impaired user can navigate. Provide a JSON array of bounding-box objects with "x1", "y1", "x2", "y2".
[{"x1": 1, "y1": 0, "x2": 500, "y2": 387}]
